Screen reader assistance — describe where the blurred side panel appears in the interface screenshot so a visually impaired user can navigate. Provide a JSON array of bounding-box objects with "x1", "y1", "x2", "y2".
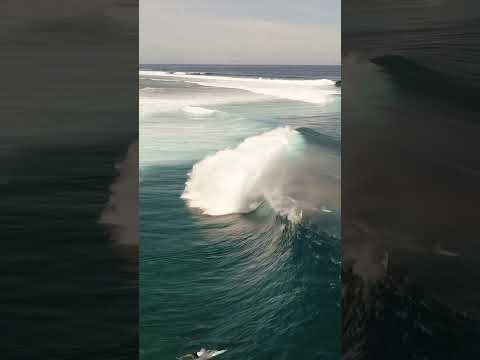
[
  {"x1": 342, "y1": 1, "x2": 480, "y2": 359},
  {"x1": 0, "y1": 1, "x2": 138, "y2": 359}
]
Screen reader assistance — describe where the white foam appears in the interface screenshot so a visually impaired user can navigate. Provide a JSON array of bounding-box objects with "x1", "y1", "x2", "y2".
[
  {"x1": 182, "y1": 106, "x2": 217, "y2": 116},
  {"x1": 140, "y1": 70, "x2": 339, "y2": 104},
  {"x1": 142, "y1": 70, "x2": 168, "y2": 75},
  {"x1": 139, "y1": 85, "x2": 265, "y2": 115},
  {"x1": 181, "y1": 127, "x2": 304, "y2": 216}
]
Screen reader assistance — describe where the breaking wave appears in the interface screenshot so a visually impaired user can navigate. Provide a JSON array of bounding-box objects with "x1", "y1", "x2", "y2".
[{"x1": 181, "y1": 127, "x2": 340, "y2": 223}]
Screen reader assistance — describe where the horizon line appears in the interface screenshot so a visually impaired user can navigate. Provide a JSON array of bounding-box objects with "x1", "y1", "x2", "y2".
[{"x1": 139, "y1": 63, "x2": 340, "y2": 67}]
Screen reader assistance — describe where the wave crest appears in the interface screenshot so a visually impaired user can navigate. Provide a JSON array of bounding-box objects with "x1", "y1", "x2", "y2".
[{"x1": 181, "y1": 127, "x2": 304, "y2": 216}]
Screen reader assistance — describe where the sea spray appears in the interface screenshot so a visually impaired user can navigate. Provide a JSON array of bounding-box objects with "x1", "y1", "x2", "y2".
[{"x1": 181, "y1": 127, "x2": 304, "y2": 216}]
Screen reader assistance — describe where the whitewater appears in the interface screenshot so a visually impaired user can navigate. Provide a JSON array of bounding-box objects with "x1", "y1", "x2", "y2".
[
  {"x1": 139, "y1": 70, "x2": 339, "y2": 105},
  {"x1": 181, "y1": 127, "x2": 304, "y2": 216}
]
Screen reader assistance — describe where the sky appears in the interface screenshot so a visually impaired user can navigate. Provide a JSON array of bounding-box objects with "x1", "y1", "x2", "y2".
[{"x1": 140, "y1": 0, "x2": 340, "y2": 65}]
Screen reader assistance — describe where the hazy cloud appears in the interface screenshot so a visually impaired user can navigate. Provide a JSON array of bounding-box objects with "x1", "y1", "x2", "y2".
[{"x1": 140, "y1": 0, "x2": 340, "y2": 65}]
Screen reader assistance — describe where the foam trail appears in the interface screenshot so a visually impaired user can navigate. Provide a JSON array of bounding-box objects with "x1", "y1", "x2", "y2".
[
  {"x1": 140, "y1": 70, "x2": 338, "y2": 105},
  {"x1": 181, "y1": 127, "x2": 304, "y2": 216}
]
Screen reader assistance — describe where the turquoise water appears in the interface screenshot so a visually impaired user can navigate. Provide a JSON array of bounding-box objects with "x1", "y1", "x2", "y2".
[{"x1": 140, "y1": 65, "x2": 341, "y2": 360}]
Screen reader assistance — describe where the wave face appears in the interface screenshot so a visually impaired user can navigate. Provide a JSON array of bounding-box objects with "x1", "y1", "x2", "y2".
[{"x1": 140, "y1": 65, "x2": 341, "y2": 360}]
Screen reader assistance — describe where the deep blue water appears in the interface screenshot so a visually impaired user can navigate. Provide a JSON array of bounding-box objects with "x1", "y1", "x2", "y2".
[{"x1": 140, "y1": 64, "x2": 340, "y2": 81}]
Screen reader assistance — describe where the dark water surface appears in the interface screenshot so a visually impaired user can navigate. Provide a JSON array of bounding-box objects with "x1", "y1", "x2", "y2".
[
  {"x1": 1, "y1": 6, "x2": 138, "y2": 358},
  {"x1": 1, "y1": 144, "x2": 138, "y2": 359},
  {"x1": 140, "y1": 64, "x2": 340, "y2": 81}
]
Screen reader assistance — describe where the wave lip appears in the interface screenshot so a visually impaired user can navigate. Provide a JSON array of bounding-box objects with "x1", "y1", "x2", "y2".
[{"x1": 181, "y1": 127, "x2": 304, "y2": 216}]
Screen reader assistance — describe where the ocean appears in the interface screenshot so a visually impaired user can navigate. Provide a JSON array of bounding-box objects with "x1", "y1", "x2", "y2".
[{"x1": 139, "y1": 65, "x2": 341, "y2": 360}]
